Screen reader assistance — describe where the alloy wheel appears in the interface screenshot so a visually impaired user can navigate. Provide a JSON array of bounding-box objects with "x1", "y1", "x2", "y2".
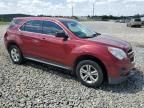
[
  {"x1": 11, "y1": 48, "x2": 20, "y2": 62},
  {"x1": 79, "y1": 64, "x2": 99, "y2": 84}
]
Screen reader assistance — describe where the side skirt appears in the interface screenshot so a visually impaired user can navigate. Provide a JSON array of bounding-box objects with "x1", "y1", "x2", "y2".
[{"x1": 24, "y1": 56, "x2": 72, "y2": 70}]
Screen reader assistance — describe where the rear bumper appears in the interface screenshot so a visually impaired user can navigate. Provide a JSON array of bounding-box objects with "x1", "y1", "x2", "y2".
[{"x1": 108, "y1": 68, "x2": 136, "y2": 84}]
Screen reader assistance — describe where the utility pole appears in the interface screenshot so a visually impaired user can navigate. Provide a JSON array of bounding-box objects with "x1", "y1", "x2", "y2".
[
  {"x1": 93, "y1": 3, "x2": 95, "y2": 17},
  {"x1": 72, "y1": 4, "x2": 74, "y2": 16},
  {"x1": 71, "y1": 1, "x2": 74, "y2": 17}
]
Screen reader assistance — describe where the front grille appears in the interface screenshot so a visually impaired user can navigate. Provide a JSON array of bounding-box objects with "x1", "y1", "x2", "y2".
[{"x1": 127, "y1": 48, "x2": 134, "y2": 62}]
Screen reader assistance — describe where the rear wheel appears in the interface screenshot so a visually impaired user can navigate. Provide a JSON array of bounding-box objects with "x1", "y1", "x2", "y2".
[
  {"x1": 8, "y1": 45, "x2": 24, "y2": 64},
  {"x1": 76, "y1": 60, "x2": 103, "y2": 88}
]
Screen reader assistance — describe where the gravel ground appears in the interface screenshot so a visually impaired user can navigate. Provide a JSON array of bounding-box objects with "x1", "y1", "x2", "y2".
[{"x1": 0, "y1": 22, "x2": 144, "y2": 108}]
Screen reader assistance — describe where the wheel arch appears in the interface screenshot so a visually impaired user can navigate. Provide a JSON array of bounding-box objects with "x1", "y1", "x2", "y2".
[
  {"x1": 7, "y1": 41, "x2": 20, "y2": 52},
  {"x1": 74, "y1": 55, "x2": 108, "y2": 82}
]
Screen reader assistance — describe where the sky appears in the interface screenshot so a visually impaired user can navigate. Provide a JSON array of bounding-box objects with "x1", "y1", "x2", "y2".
[{"x1": 0, "y1": 0, "x2": 144, "y2": 16}]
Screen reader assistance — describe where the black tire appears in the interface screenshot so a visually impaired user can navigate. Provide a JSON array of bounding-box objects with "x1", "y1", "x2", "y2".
[
  {"x1": 8, "y1": 45, "x2": 24, "y2": 64},
  {"x1": 76, "y1": 60, "x2": 103, "y2": 88}
]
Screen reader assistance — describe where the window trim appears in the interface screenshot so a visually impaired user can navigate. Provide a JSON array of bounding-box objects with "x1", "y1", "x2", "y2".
[{"x1": 18, "y1": 19, "x2": 70, "y2": 39}]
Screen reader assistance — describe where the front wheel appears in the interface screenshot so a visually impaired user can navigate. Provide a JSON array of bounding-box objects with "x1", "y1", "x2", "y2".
[
  {"x1": 76, "y1": 60, "x2": 103, "y2": 88},
  {"x1": 8, "y1": 45, "x2": 24, "y2": 64}
]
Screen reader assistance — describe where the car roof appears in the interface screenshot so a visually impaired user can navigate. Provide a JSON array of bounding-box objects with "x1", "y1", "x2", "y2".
[{"x1": 14, "y1": 17, "x2": 75, "y2": 22}]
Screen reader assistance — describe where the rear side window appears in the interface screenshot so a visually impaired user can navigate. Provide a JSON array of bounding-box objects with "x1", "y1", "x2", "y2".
[
  {"x1": 42, "y1": 21, "x2": 64, "y2": 35},
  {"x1": 13, "y1": 19, "x2": 22, "y2": 24},
  {"x1": 20, "y1": 20, "x2": 42, "y2": 33},
  {"x1": 9, "y1": 19, "x2": 23, "y2": 29}
]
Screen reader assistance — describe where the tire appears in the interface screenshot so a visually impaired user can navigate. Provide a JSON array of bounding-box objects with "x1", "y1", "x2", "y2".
[
  {"x1": 76, "y1": 60, "x2": 103, "y2": 88},
  {"x1": 8, "y1": 45, "x2": 24, "y2": 64}
]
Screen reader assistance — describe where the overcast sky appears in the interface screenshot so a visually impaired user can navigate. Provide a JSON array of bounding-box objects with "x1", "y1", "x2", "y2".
[{"x1": 0, "y1": 0, "x2": 144, "y2": 16}]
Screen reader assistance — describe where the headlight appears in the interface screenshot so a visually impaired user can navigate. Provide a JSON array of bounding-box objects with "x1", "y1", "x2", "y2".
[{"x1": 108, "y1": 47, "x2": 127, "y2": 60}]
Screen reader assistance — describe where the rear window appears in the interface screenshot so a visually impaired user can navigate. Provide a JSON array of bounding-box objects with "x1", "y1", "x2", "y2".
[{"x1": 9, "y1": 19, "x2": 23, "y2": 29}]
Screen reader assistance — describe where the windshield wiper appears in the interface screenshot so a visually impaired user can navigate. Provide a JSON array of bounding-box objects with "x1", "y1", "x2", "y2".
[
  {"x1": 91, "y1": 33, "x2": 101, "y2": 38},
  {"x1": 81, "y1": 33, "x2": 101, "y2": 39},
  {"x1": 96, "y1": 32, "x2": 101, "y2": 36}
]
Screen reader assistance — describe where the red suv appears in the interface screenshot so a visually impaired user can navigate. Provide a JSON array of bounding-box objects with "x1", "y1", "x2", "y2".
[{"x1": 4, "y1": 17, "x2": 135, "y2": 87}]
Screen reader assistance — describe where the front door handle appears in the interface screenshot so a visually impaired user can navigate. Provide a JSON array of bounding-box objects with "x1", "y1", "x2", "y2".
[
  {"x1": 32, "y1": 39, "x2": 39, "y2": 43},
  {"x1": 19, "y1": 32, "x2": 24, "y2": 36}
]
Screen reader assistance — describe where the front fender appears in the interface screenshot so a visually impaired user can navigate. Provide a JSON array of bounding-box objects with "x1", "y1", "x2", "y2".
[{"x1": 70, "y1": 44, "x2": 110, "y2": 67}]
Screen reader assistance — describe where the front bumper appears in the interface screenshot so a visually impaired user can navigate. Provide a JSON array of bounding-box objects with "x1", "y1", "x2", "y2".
[
  {"x1": 105, "y1": 54, "x2": 135, "y2": 84},
  {"x1": 108, "y1": 68, "x2": 136, "y2": 84},
  {"x1": 105, "y1": 46, "x2": 135, "y2": 84}
]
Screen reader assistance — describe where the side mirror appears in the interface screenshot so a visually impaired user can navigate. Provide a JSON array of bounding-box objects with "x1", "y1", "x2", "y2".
[{"x1": 56, "y1": 32, "x2": 69, "y2": 41}]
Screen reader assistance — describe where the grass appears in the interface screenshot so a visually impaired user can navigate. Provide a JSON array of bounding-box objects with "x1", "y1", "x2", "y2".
[{"x1": 0, "y1": 22, "x2": 10, "y2": 25}]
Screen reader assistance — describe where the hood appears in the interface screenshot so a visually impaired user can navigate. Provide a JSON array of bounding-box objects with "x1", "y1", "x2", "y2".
[{"x1": 88, "y1": 34, "x2": 131, "y2": 50}]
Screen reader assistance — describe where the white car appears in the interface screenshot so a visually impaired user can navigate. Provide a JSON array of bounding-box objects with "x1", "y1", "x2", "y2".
[{"x1": 127, "y1": 18, "x2": 142, "y2": 27}]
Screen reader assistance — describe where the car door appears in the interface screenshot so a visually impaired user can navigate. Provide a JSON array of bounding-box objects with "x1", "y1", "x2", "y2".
[
  {"x1": 38, "y1": 20, "x2": 70, "y2": 65},
  {"x1": 19, "y1": 20, "x2": 43, "y2": 58}
]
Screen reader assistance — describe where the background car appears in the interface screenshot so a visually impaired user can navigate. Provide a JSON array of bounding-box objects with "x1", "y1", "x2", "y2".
[
  {"x1": 142, "y1": 21, "x2": 144, "y2": 26},
  {"x1": 127, "y1": 18, "x2": 142, "y2": 27}
]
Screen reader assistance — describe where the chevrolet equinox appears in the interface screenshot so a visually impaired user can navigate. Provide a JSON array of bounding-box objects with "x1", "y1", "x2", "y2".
[{"x1": 4, "y1": 17, "x2": 135, "y2": 87}]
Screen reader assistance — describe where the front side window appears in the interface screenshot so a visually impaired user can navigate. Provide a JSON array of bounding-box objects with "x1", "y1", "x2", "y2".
[
  {"x1": 20, "y1": 20, "x2": 42, "y2": 33},
  {"x1": 42, "y1": 21, "x2": 64, "y2": 35},
  {"x1": 61, "y1": 20, "x2": 97, "y2": 38}
]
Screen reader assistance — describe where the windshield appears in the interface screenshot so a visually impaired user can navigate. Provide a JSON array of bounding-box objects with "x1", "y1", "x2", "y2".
[{"x1": 62, "y1": 20, "x2": 98, "y2": 38}]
